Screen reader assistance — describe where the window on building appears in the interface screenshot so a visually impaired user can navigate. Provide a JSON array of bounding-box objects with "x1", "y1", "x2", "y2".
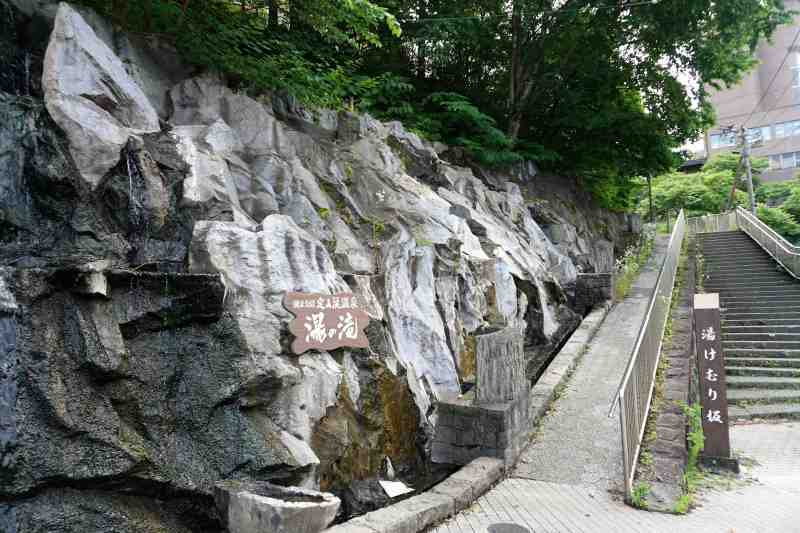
[
  {"x1": 773, "y1": 120, "x2": 800, "y2": 138},
  {"x1": 772, "y1": 151, "x2": 800, "y2": 169},
  {"x1": 793, "y1": 65, "x2": 800, "y2": 88},
  {"x1": 710, "y1": 132, "x2": 736, "y2": 149},
  {"x1": 746, "y1": 125, "x2": 772, "y2": 143}
]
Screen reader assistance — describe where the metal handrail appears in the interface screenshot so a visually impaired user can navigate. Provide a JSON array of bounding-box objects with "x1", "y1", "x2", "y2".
[
  {"x1": 611, "y1": 209, "x2": 687, "y2": 500},
  {"x1": 735, "y1": 207, "x2": 800, "y2": 279}
]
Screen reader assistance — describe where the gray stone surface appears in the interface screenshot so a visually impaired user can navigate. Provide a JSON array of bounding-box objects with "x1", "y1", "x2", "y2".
[
  {"x1": 215, "y1": 481, "x2": 339, "y2": 533},
  {"x1": 475, "y1": 327, "x2": 526, "y2": 404},
  {"x1": 575, "y1": 272, "x2": 614, "y2": 314},
  {"x1": 42, "y1": 2, "x2": 160, "y2": 189},
  {"x1": 1, "y1": 2, "x2": 640, "y2": 529}
]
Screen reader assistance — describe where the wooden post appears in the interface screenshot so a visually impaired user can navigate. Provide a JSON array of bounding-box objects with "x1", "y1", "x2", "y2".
[{"x1": 693, "y1": 293, "x2": 731, "y2": 459}]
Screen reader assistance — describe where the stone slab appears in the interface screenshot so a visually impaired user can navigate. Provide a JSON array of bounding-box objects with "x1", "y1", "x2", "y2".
[{"x1": 324, "y1": 457, "x2": 503, "y2": 533}]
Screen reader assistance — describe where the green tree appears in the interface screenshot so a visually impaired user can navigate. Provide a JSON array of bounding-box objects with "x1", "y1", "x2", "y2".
[
  {"x1": 648, "y1": 154, "x2": 767, "y2": 218},
  {"x1": 757, "y1": 205, "x2": 800, "y2": 244},
  {"x1": 364, "y1": 0, "x2": 790, "y2": 206},
  {"x1": 76, "y1": 0, "x2": 400, "y2": 107}
]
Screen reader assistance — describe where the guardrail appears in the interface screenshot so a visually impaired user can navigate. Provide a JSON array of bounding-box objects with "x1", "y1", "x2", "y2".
[
  {"x1": 688, "y1": 207, "x2": 800, "y2": 279},
  {"x1": 735, "y1": 207, "x2": 800, "y2": 279},
  {"x1": 611, "y1": 209, "x2": 687, "y2": 500},
  {"x1": 686, "y1": 211, "x2": 738, "y2": 234}
]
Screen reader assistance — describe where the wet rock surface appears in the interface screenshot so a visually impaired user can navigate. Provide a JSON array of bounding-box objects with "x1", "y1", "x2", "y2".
[{"x1": 0, "y1": 2, "x2": 637, "y2": 531}]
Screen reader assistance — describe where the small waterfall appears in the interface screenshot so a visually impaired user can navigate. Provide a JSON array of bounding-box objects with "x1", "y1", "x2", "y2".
[
  {"x1": 23, "y1": 52, "x2": 30, "y2": 96},
  {"x1": 124, "y1": 143, "x2": 146, "y2": 235},
  {"x1": 0, "y1": 277, "x2": 18, "y2": 518},
  {"x1": 0, "y1": 314, "x2": 17, "y2": 455}
]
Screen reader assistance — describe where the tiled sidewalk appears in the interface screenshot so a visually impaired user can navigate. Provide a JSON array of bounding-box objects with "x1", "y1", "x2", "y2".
[{"x1": 432, "y1": 422, "x2": 800, "y2": 533}]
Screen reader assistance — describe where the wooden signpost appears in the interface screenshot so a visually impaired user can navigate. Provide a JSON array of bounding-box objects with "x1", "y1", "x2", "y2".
[
  {"x1": 284, "y1": 292, "x2": 370, "y2": 354},
  {"x1": 693, "y1": 293, "x2": 732, "y2": 460}
]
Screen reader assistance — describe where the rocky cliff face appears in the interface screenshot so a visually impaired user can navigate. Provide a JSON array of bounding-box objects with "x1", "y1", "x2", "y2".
[{"x1": 0, "y1": 2, "x2": 638, "y2": 531}]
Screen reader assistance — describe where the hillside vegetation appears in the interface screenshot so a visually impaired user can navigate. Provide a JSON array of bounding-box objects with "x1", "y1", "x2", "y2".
[
  {"x1": 648, "y1": 153, "x2": 800, "y2": 244},
  {"x1": 77, "y1": 0, "x2": 791, "y2": 209}
]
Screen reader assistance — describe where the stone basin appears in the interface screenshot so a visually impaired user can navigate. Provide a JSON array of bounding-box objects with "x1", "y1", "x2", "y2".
[{"x1": 214, "y1": 480, "x2": 340, "y2": 533}]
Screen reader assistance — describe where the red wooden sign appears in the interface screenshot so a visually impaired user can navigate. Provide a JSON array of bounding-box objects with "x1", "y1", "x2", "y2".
[{"x1": 284, "y1": 292, "x2": 370, "y2": 354}]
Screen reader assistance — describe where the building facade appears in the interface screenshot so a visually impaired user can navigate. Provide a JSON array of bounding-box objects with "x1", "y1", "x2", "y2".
[{"x1": 705, "y1": 2, "x2": 800, "y2": 182}]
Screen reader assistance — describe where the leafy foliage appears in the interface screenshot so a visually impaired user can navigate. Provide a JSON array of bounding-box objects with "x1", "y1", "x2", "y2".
[
  {"x1": 76, "y1": 0, "x2": 792, "y2": 210},
  {"x1": 363, "y1": 0, "x2": 790, "y2": 204},
  {"x1": 649, "y1": 154, "x2": 800, "y2": 243},
  {"x1": 647, "y1": 154, "x2": 762, "y2": 218},
  {"x1": 76, "y1": 0, "x2": 399, "y2": 107},
  {"x1": 756, "y1": 205, "x2": 800, "y2": 244}
]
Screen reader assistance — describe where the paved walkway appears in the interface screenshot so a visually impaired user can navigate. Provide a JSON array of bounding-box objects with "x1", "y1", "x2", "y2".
[
  {"x1": 431, "y1": 422, "x2": 800, "y2": 533},
  {"x1": 432, "y1": 235, "x2": 800, "y2": 532},
  {"x1": 513, "y1": 235, "x2": 668, "y2": 492}
]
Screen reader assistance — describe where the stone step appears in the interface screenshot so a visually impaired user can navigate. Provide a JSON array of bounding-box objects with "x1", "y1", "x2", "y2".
[
  {"x1": 727, "y1": 388, "x2": 800, "y2": 405},
  {"x1": 703, "y1": 255, "x2": 773, "y2": 264},
  {"x1": 701, "y1": 248, "x2": 767, "y2": 257},
  {"x1": 729, "y1": 403, "x2": 800, "y2": 421},
  {"x1": 709, "y1": 273, "x2": 795, "y2": 283},
  {"x1": 723, "y1": 309, "x2": 800, "y2": 319},
  {"x1": 726, "y1": 375, "x2": 800, "y2": 389},
  {"x1": 705, "y1": 266, "x2": 787, "y2": 276},
  {"x1": 717, "y1": 291, "x2": 800, "y2": 301},
  {"x1": 700, "y1": 230, "x2": 751, "y2": 237},
  {"x1": 724, "y1": 318, "x2": 800, "y2": 326},
  {"x1": 705, "y1": 281, "x2": 799, "y2": 290},
  {"x1": 723, "y1": 325, "x2": 800, "y2": 334},
  {"x1": 721, "y1": 293, "x2": 800, "y2": 302},
  {"x1": 725, "y1": 366, "x2": 800, "y2": 378},
  {"x1": 702, "y1": 245, "x2": 767, "y2": 253},
  {"x1": 723, "y1": 311, "x2": 800, "y2": 320},
  {"x1": 725, "y1": 356, "x2": 800, "y2": 368},
  {"x1": 723, "y1": 332, "x2": 800, "y2": 341},
  {"x1": 700, "y1": 230, "x2": 749, "y2": 237},
  {"x1": 706, "y1": 268, "x2": 790, "y2": 279},
  {"x1": 722, "y1": 302, "x2": 800, "y2": 311},
  {"x1": 725, "y1": 348, "x2": 800, "y2": 358},
  {"x1": 722, "y1": 302, "x2": 800, "y2": 310},
  {"x1": 724, "y1": 340, "x2": 800, "y2": 350}
]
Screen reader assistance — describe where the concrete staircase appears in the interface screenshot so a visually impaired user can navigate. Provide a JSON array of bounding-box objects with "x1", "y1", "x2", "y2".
[{"x1": 699, "y1": 230, "x2": 800, "y2": 421}]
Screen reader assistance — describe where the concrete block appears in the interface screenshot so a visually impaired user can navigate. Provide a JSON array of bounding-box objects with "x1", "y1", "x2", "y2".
[
  {"x1": 449, "y1": 457, "x2": 504, "y2": 498},
  {"x1": 355, "y1": 492, "x2": 453, "y2": 533},
  {"x1": 430, "y1": 477, "x2": 474, "y2": 511},
  {"x1": 215, "y1": 481, "x2": 340, "y2": 533},
  {"x1": 396, "y1": 492, "x2": 454, "y2": 527},
  {"x1": 324, "y1": 522, "x2": 377, "y2": 533}
]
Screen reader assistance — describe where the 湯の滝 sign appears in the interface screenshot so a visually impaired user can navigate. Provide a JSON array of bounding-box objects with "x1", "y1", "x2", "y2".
[{"x1": 284, "y1": 292, "x2": 370, "y2": 354}]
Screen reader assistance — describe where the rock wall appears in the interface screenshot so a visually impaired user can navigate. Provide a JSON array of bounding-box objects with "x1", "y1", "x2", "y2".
[{"x1": 0, "y1": 2, "x2": 638, "y2": 531}]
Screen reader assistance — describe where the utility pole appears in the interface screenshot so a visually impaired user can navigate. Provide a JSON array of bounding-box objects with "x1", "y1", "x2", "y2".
[{"x1": 740, "y1": 126, "x2": 757, "y2": 214}]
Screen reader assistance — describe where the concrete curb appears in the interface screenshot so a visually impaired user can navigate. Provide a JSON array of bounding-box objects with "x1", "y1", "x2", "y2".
[
  {"x1": 324, "y1": 457, "x2": 504, "y2": 533},
  {"x1": 324, "y1": 302, "x2": 613, "y2": 533}
]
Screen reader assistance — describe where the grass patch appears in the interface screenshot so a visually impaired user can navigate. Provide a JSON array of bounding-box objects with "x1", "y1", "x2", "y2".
[
  {"x1": 672, "y1": 401, "x2": 704, "y2": 514},
  {"x1": 631, "y1": 482, "x2": 650, "y2": 509},
  {"x1": 614, "y1": 226, "x2": 655, "y2": 300}
]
